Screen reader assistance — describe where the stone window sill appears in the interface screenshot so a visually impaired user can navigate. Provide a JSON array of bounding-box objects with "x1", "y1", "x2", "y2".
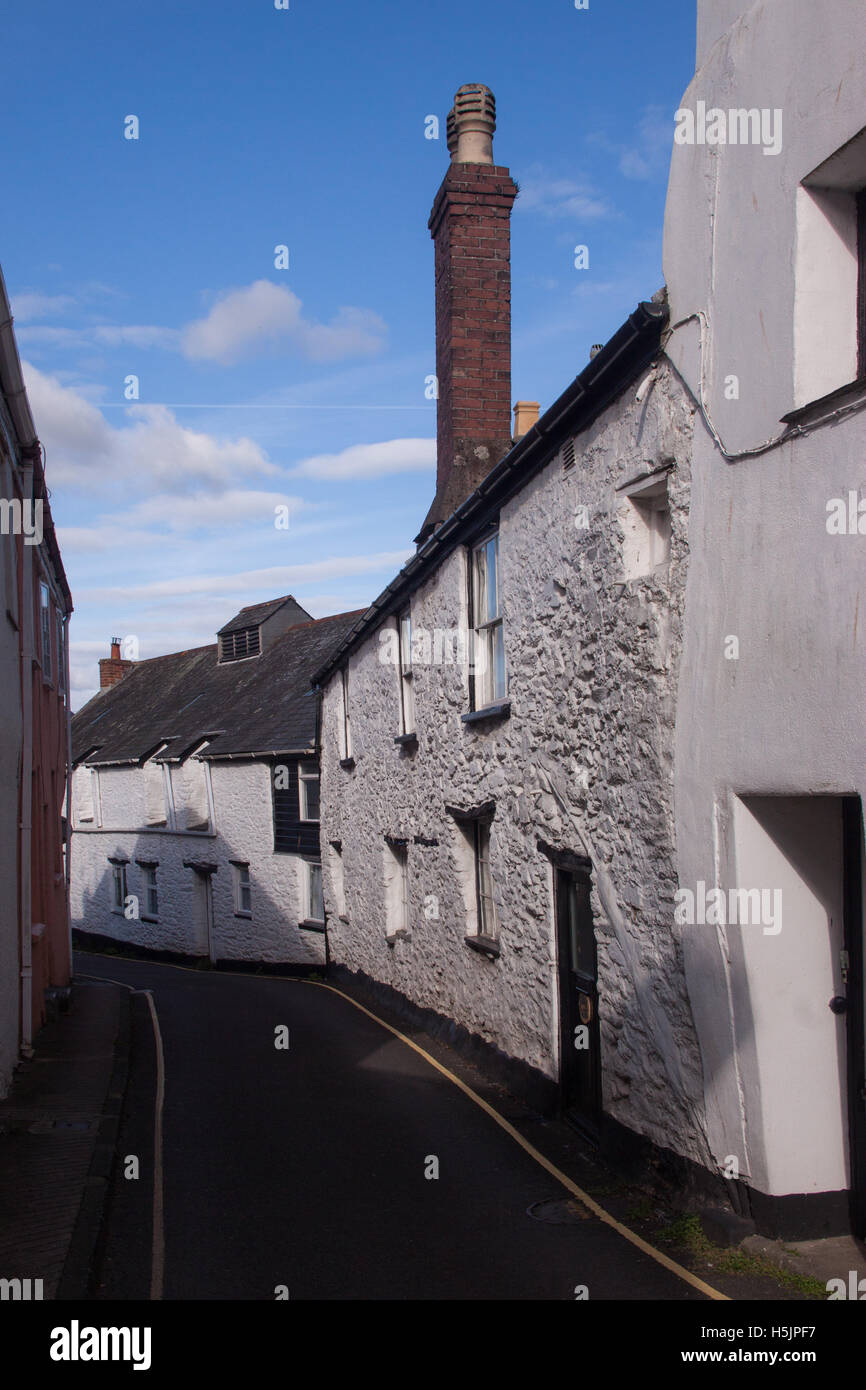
[
  {"x1": 464, "y1": 933, "x2": 501, "y2": 959},
  {"x1": 234, "y1": 911, "x2": 252, "y2": 920},
  {"x1": 299, "y1": 918, "x2": 326, "y2": 933},
  {"x1": 461, "y1": 701, "x2": 511, "y2": 726},
  {"x1": 386, "y1": 928, "x2": 411, "y2": 947},
  {"x1": 781, "y1": 375, "x2": 866, "y2": 427},
  {"x1": 140, "y1": 916, "x2": 159, "y2": 924}
]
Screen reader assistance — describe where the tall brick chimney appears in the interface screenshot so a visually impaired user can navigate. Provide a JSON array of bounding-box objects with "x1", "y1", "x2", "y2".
[
  {"x1": 416, "y1": 85, "x2": 518, "y2": 544},
  {"x1": 99, "y1": 636, "x2": 134, "y2": 690}
]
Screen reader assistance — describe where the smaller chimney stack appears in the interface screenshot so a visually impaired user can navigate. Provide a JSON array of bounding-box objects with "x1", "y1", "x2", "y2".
[
  {"x1": 512, "y1": 401, "x2": 540, "y2": 441},
  {"x1": 99, "y1": 636, "x2": 134, "y2": 690}
]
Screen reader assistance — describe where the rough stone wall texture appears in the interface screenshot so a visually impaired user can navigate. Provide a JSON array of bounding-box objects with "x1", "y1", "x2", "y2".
[
  {"x1": 321, "y1": 361, "x2": 712, "y2": 1167},
  {"x1": 70, "y1": 761, "x2": 325, "y2": 965}
]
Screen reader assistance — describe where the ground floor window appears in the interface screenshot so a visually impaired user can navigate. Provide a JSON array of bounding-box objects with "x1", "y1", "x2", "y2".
[
  {"x1": 233, "y1": 862, "x2": 252, "y2": 917},
  {"x1": 305, "y1": 861, "x2": 324, "y2": 923},
  {"x1": 110, "y1": 861, "x2": 127, "y2": 914}
]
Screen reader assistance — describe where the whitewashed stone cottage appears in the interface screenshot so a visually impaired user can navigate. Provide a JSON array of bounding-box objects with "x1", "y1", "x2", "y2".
[
  {"x1": 70, "y1": 597, "x2": 360, "y2": 967},
  {"x1": 314, "y1": 0, "x2": 866, "y2": 1244}
]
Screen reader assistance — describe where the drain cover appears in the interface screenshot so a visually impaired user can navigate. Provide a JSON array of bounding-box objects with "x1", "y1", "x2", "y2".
[{"x1": 527, "y1": 1197, "x2": 590, "y2": 1225}]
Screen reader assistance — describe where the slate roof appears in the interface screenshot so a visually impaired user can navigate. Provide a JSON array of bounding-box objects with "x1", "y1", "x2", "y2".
[
  {"x1": 72, "y1": 609, "x2": 364, "y2": 766},
  {"x1": 217, "y1": 594, "x2": 310, "y2": 636}
]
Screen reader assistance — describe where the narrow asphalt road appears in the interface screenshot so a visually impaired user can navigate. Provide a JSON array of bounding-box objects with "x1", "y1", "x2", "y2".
[{"x1": 78, "y1": 951, "x2": 709, "y2": 1302}]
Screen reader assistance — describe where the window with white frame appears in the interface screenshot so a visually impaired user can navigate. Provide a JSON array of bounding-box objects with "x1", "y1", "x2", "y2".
[
  {"x1": 233, "y1": 862, "x2": 252, "y2": 916},
  {"x1": 617, "y1": 473, "x2": 671, "y2": 580},
  {"x1": 793, "y1": 131, "x2": 866, "y2": 407},
  {"x1": 384, "y1": 839, "x2": 409, "y2": 939},
  {"x1": 470, "y1": 532, "x2": 507, "y2": 708},
  {"x1": 306, "y1": 860, "x2": 324, "y2": 923},
  {"x1": 140, "y1": 865, "x2": 159, "y2": 920},
  {"x1": 473, "y1": 820, "x2": 498, "y2": 941},
  {"x1": 328, "y1": 840, "x2": 347, "y2": 920},
  {"x1": 39, "y1": 580, "x2": 52, "y2": 681},
  {"x1": 298, "y1": 761, "x2": 320, "y2": 821},
  {"x1": 449, "y1": 807, "x2": 499, "y2": 951},
  {"x1": 110, "y1": 861, "x2": 127, "y2": 914},
  {"x1": 397, "y1": 609, "x2": 415, "y2": 735},
  {"x1": 340, "y1": 666, "x2": 352, "y2": 760}
]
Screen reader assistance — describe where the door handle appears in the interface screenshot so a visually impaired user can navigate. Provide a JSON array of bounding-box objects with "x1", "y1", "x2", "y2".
[{"x1": 829, "y1": 996, "x2": 848, "y2": 1015}]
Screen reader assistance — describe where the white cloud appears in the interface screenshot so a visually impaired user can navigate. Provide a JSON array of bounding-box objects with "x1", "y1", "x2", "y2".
[
  {"x1": 516, "y1": 169, "x2": 611, "y2": 221},
  {"x1": 23, "y1": 362, "x2": 277, "y2": 491},
  {"x1": 12, "y1": 293, "x2": 76, "y2": 322},
  {"x1": 76, "y1": 550, "x2": 414, "y2": 602},
  {"x1": 113, "y1": 490, "x2": 311, "y2": 531},
  {"x1": 291, "y1": 437, "x2": 435, "y2": 480},
  {"x1": 181, "y1": 280, "x2": 387, "y2": 364}
]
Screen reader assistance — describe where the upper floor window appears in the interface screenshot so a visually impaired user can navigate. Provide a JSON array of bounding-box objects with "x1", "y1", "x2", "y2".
[
  {"x1": 794, "y1": 131, "x2": 866, "y2": 408},
  {"x1": 340, "y1": 666, "x2": 353, "y2": 762},
  {"x1": 470, "y1": 532, "x2": 506, "y2": 708},
  {"x1": 398, "y1": 609, "x2": 415, "y2": 736},
  {"x1": 219, "y1": 625, "x2": 261, "y2": 663},
  {"x1": 39, "y1": 581, "x2": 52, "y2": 681},
  {"x1": 298, "y1": 762, "x2": 320, "y2": 822},
  {"x1": 617, "y1": 473, "x2": 672, "y2": 580}
]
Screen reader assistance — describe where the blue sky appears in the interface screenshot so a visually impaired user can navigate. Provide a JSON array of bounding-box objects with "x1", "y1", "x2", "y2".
[{"x1": 2, "y1": 0, "x2": 696, "y2": 707}]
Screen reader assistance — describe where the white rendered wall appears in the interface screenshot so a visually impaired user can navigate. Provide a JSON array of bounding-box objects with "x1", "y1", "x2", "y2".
[
  {"x1": 70, "y1": 760, "x2": 325, "y2": 965},
  {"x1": 667, "y1": 0, "x2": 866, "y2": 1199},
  {"x1": 320, "y1": 362, "x2": 713, "y2": 1167}
]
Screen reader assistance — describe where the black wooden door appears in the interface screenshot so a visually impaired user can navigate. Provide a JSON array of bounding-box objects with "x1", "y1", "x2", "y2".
[{"x1": 556, "y1": 865, "x2": 601, "y2": 1137}]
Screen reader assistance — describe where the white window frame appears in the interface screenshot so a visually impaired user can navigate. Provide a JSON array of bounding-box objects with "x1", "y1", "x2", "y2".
[
  {"x1": 111, "y1": 862, "x2": 127, "y2": 914},
  {"x1": 298, "y1": 761, "x2": 320, "y2": 822},
  {"x1": 142, "y1": 866, "x2": 159, "y2": 920},
  {"x1": 305, "y1": 860, "x2": 324, "y2": 923},
  {"x1": 471, "y1": 532, "x2": 506, "y2": 708},
  {"x1": 340, "y1": 666, "x2": 352, "y2": 760},
  {"x1": 473, "y1": 821, "x2": 498, "y2": 942},
  {"x1": 39, "y1": 579, "x2": 52, "y2": 682},
  {"x1": 398, "y1": 609, "x2": 415, "y2": 735},
  {"x1": 617, "y1": 472, "x2": 672, "y2": 579},
  {"x1": 233, "y1": 862, "x2": 252, "y2": 917},
  {"x1": 384, "y1": 840, "x2": 410, "y2": 940}
]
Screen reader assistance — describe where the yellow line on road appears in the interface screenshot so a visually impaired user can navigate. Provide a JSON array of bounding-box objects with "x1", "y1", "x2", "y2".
[
  {"x1": 305, "y1": 979, "x2": 730, "y2": 1302},
  {"x1": 75, "y1": 953, "x2": 729, "y2": 1301}
]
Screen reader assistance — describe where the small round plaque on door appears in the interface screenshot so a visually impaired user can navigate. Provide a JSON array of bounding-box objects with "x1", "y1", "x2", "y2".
[{"x1": 578, "y1": 995, "x2": 593, "y2": 1024}]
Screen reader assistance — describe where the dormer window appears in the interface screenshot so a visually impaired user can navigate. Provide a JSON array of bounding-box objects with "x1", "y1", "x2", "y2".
[{"x1": 218, "y1": 625, "x2": 261, "y2": 663}]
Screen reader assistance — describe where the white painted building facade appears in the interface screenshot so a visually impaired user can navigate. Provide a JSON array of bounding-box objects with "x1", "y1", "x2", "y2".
[
  {"x1": 70, "y1": 603, "x2": 360, "y2": 970},
  {"x1": 69, "y1": 758, "x2": 327, "y2": 966},
  {"x1": 315, "y1": 6, "x2": 866, "y2": 1240}
]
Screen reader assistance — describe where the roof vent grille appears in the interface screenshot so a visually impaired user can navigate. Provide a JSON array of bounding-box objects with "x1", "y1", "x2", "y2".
[{"x1": 561, "y1": 438, "x2": 576, "y2": 473}]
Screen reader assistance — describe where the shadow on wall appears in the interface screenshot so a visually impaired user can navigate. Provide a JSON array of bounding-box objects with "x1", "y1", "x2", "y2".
[{"x1": 72, "y1": 830, "x2": 325, "y2": 971}]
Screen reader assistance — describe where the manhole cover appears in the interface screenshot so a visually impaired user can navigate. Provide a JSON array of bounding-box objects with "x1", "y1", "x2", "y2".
[{"x1": 527, "y1": 1197, "x2": 590, "y2": 1225}]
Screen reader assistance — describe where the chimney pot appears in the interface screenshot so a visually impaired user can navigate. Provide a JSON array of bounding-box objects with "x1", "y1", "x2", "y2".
[
  {"x1": 447, "y1": 83, "x2": 496, "y2": 165},
  {"x1": 100, "y1": 636, "x2": 134, "y2": 690},
  {"x1": 513, "y1": 401, "x2": 540, "y2": 441}
]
